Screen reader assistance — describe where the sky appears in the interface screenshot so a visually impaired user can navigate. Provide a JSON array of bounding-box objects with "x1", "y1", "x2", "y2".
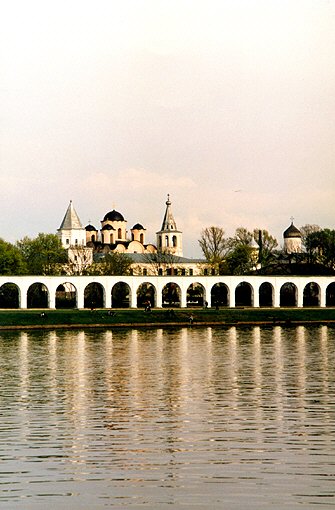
[{"x1": 1, "y1": 0, "x2": 335, "y2": 257}]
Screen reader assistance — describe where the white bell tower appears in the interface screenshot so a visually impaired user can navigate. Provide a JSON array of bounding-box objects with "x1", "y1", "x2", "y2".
[{"x1": 156, "y1": 195, "x2": 183, "y2": 257}]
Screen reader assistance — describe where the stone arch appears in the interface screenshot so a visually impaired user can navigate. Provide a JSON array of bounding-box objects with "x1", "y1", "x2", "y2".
[
  {"x1": 162, "y1": 282, "x2": 181, "y2": 308},
  {"x1": 211, "y1": 283, "x2": 229, "y2": 307},
  {"x1": 56, "y1": 282, "x2": 77, "y2": 309},
  {"x1": 259, "y1": 282, "x2": 274, "y2": 307},
  {"x1": 280, "y1": 282, "x2": 297, "y2": 307},
  {"x1": 326, "y1": 282, "x2": 335, "y2": 306},
  {"x1": 84, "y1": 282, "x2": 105, "y2": 308},
  {"x1": 235, "y1": 282, "x2": 253, "y2": 307},
  {"x1": 112, "y1": 282, "x2": 131, "y2": 308},
  {"x1": 303, "y1": 282, "x2": 320, "y2": 307},
  {"x1": 137, "y1": 282, "x2": 156, "y2": 308},
  {"x1": 27, "y1": 282, "x2": 49, "y2": 308},
  {"x1": 186, "y1": 283, "x2": 205, "y2": 307},
  {"x1": 0, "y1": 283, "x2": 20, "y2": 309}
]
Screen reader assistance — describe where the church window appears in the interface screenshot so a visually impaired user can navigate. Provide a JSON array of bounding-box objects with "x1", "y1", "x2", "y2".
[
  {"x1": 159, "y1": 236, "x2": 162, "y2": 248},
  {"x1": 140, "y1": 233, "x2": 144, "y2": 243},
  {"x1": 118, "y1": 228, "x2": 122, "y2": 238},
  {"x1": 143, "y1": 268, "x2": 147, "y2": 276},
  {"x1": 182, "y1": 268, "x2": 186, "y2": 276},
  {"x1": 75, "y1": 239, "x2": 78, "y2": 245},
  {"x1": 172, "y1": 235, "x2": 177, "y2": 247},
  {"x1": 165, "y1": 235, "x2": 169, "y2": 247},
  {"x1": 91, "y1": 235, "x2": 95, "y2": 242},
  {"x1": 110, "y1": 234, "x2": 114, "y2": 244},
  {"x1": 158, "y1": 268, "x2": 163, "y2": 276},
  {"x1": 189, "y1": 268, "x2": 193, "y2": 276}
]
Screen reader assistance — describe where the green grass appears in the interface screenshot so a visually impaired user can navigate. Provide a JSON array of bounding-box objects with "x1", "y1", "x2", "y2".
[{"x1": 0, "y1": 307, "x2": 334, "y2": 330}]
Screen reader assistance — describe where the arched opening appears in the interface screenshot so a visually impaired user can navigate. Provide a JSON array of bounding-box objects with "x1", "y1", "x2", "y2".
[
  {"x1": 159, "y1": 236, "x2": 162, "y2": 248},
  {"x1": 326, "y1": 283, "x2": 335, "y2": 306},
  {"x1": 303, "y1": 282, "x2": 320, "y2": 307},
  {"x1": 110, "y1": 234, "x2": 114, "y2": 243},
  {"x1": 27, "y1": 283, "x2": 49, "y2": 309},
  {"x1": 91, "y1": 234, "x2": 95, "y2": 242},
  {"x1": 259, "y1": 282, "x2": 274, "y2": 307},
  {"x1": 0, "y1": 283, "x2": 20, "y2": 309},
  {"x1": 56, "y1": 283, "x2": 77, "y2": 309},
  {"x1": 140, "y1": 233, "x2": 144, "y2": 244},
  {"x1": 235, "y1": 282, "x2": 253, "y2": 307},
  {"x1": 118, "y1": 228, "x2": 122, "y2": 239},
  {"x1": 84, "y1": 282, "x2": 105, "y2": 308},
  {"x1": 187, "y1": 283, "x2": 205, "y2": 307},
  {"x1": 165, "y1": 235, "x2": 169, "y2": 247},
  {"x1": 172, "y1": 235, "x2": 177, "y2": 247},
  {"x1": 162, "y1": 283, "x2": 181, "y2": 308},
  {"x1": 211, "y1": 283, "x2": 229, "y2": 307},
  {"x1": 280, "y1": 282, "x2": 297, "y2": 307},
  {"x1": 137, "y1": 283, "x2": 156, "y2": 308},
  {"x1": 112, "y1": 282, "x2": 131, "y2": 308}
]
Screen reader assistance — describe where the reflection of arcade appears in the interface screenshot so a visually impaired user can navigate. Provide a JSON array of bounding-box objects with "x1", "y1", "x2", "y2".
[{"x1": 162, "y1": 283, "x2": 181, "y2": 308}]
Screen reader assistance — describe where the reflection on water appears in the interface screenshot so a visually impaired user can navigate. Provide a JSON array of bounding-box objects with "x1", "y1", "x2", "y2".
[{"x1": 0, "y1": 326, "x2": 334, "y2": 509}]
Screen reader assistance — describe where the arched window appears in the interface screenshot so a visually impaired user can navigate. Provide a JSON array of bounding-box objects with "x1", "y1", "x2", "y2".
[
  {"x1": 118, "y1": 228, "x2": 122, "y2": 239},
  {"x1": 91, "y1": 234, "x2": 95, "y2": 242},
  {"x1": 172, "y1": 235, "x2": 177, "y2": 247},
  {"x1": 140, "y1": 233, "x2": 144, "y2": 244},
  {"x1": 165, "y1": 235, "x2": 169, "y2": 247},
  {"x1": 159, "y1": 236, "x2": 162, "y2": 248}
]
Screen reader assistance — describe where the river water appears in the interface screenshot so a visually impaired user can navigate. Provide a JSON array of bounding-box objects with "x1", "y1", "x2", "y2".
[{"x1": 0, "y1": 326, "x2": 334, "y2": 509}]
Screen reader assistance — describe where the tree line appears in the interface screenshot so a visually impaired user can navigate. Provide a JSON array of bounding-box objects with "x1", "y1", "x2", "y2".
[{"x1": 198, "y1": 225, "x2": 335, "y2": 275}]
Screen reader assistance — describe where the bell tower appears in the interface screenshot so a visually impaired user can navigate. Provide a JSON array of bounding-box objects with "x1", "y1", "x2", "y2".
[{"x1": 156, "y1": 195, "x2": 183, "y2": 257}]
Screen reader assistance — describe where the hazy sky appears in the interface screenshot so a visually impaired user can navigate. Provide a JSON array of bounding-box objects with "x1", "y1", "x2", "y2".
[{"x1": 1, "y1": 0, "x2": 335, "y2": 256}]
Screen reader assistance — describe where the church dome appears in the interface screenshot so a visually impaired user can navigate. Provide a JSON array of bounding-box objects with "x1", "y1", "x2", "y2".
[
  {"x1": 132, "y1": 223, "x2": 145, "y2": 230},
  {"x1": 284, "y1": 222, "x2": 301, "y2": 239},
  {"x1": 103, "y1": 209, "x2": 125, "y2": 222},
  {"x1": 85, "y1": 224, "x2": 97, "y2": 231},
  {"x1": 101, "y1": 224, "x2": 115, "y2": 231}
]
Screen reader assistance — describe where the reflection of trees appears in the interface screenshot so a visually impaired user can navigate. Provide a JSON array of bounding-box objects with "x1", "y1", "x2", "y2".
[{"x1": 0, "y1": 283, "x2": 19, "y2": 308}]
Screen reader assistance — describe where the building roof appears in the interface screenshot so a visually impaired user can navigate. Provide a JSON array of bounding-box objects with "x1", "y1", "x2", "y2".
[
  {"x1": 58, "y1": 201, "x2": 83, "y2": 230},
  {"x1": 158, "y1": 194, "x2": 180, "y2": 232},
  {"x1": 132, "y1": 223, "x2": 145, "y2": 230},
  {"x1": 103, "y1": 209, "x2": 125, "y2": 222},
  {"x1": 283, "y1": 222, "x2": 302, "y2": 239},
  {"x1": 85, "y1": 224, "x2": 97, "y2": 231}
]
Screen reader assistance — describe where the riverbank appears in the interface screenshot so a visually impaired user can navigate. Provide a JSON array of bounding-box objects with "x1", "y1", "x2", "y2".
[{"x1": 0, "y1": 307, "x2": 334, "y2": 330}]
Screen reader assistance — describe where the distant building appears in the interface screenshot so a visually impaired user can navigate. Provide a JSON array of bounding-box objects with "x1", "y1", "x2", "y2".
[{"x1": 283, "y1": 221, "x2": 302, "y2": 254}]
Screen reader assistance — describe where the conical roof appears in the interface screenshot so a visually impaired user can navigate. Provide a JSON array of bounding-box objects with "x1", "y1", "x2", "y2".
[
  {"x1": 58, "y1": 201, "x2": 83, "y2": 230},
  {"x1": 160, "y1": 194, "x2": 178, "y2": 231}
]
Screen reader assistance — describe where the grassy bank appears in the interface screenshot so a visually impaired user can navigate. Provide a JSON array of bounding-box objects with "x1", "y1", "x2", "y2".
[{"x1": 0, "y1": 307, "x2": 334, "y2": 330}]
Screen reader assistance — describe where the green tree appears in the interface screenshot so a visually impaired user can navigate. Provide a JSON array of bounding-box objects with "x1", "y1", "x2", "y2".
[
  {"x1": 225, "y1": 244, "x2": 255, "y2": 275},
  {"x1": 253, "y1": 229, "x2": 278, "y2": 267},
  {"x1": 17, "y1": 234, "x2": 67, "y2": 275},
  {"x1": 0, "y1": 239, "x2": 27, "y2": 275},
  {"x1": 305, "y1": 229, "x2": 335, "y2": 269},
  {"x1": 91, "y1": 252, "x2": 132, "y2": 275}
]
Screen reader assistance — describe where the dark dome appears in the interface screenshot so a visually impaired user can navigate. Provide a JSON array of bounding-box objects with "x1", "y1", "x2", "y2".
[
  {"x1": 101, "y1": 224, "x2": 115, "y2": 231},
  {"x1": 103, "y1": 209, "x2": 125, "y2": 222},
  {"x1": 85, "y1": 224, "x2": 97, "y2": 231},
  {"x1": 284, "y1": 222, "x2": 301, "y2": 239},
  {"x1": 132, "y1": 223, "x2": 145, "y2": 230}
]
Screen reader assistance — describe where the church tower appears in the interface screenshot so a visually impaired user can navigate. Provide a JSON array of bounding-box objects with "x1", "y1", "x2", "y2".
[
  {"x1": 156, "y1": 195, "x2": 183, "y2": 257},
  {"x1": 57, "y1": 201, "x2": 86, "y2": 249}
]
